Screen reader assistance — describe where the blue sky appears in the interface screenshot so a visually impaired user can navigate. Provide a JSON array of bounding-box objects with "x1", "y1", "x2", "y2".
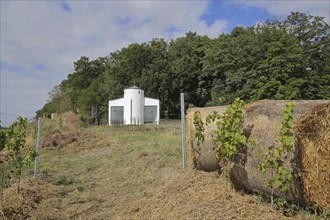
[
  {"x1": 1, "y1": 0, "x2": 329, "y2": 127},
  {"x1": 202, "y1": 1, "x2": 271, "y2": 31}
]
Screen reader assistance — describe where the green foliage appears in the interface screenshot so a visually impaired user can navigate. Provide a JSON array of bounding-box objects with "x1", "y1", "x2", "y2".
[
  {"x1": 32, "y1": 124, "x2": 38, "y2": 141},
  {"x1": 0, "y1": 117, "x2": 36, "y2": 193},
  {"x1": 36, "y1": 12, "x2": 329, "y2": 120},
  {"x1": 193, "y1": 111, "x2": 205, "y2": 150},
  {"x1": 0, "y1": 125, "x2": 6, "y2": 151},
  {"x1": 206, "y1": 98, "x2": 246, "y2": 163},
  {"x1": 278, "y1": 102, "x2": 294, "y2": 153},
  {"x1": 168, "y1": 32, "x2": 211, "y2": 109},
  {"x1": 273, "y1": 197, "x2": 299, "y2": 217},
  {"x1": 35, "y1": 85, "x2": 72, "y2": 118},
  {"x1": 259, "y1": 102, "x2": 295, "y2": 192}
]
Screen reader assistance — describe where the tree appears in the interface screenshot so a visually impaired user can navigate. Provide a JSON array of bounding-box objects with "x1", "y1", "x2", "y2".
[
  {"x1": 36, "y1": 11, "x2": 330, "y2": 121},
  {"x1": 252, "y1": 25, "x2": 306, "y2": 100},
  {"x1": 282, "y1": 12, "x2": 329, "y2": 46},
  {"x1": 167, "y1": 32, "x2": 210, "y2": 116},
  {"x1": 139, "y1": 39, "x2": 171, "y2": 117},
  {"x1": 203, "y1": 27, "x2": 260, "y2": 105},
  {"x1": 64, "y1": 56, "x2": 106, "y2": 112},
  {"x1": 261, "y1": 12, "x2": 330, "y2": 100}
]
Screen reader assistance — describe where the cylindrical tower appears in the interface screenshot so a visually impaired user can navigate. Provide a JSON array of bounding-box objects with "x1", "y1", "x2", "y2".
[{"x1": 123, "y1": 86, "x2": 144, "y2": 125}]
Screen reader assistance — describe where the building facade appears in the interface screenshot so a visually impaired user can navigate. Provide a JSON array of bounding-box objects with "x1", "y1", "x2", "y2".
[{"x1": 108, "y1": 86, "x2": 160, "y2": 125}]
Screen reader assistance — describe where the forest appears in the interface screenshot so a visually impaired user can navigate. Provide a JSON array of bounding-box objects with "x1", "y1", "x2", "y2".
[{"x1": 36, "y1": 12, "x2": 330, "y2": 123}]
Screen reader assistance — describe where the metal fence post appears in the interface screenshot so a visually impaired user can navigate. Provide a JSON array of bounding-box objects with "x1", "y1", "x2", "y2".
[
  {"x1": 181, "y1": 93, "x2": 187, "y2": 171},
  {"x1": 34, "y1": 118, "x2": 42, "y2": 177}
]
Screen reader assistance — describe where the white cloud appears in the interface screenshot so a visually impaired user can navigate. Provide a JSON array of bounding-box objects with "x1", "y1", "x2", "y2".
[
  {"x1": 1, "y1": 1, "x2": 328, "y2": 126},
  {"x1": 231, "y1": 0, "x2": 330, "y2": 24},
  {"x1": 0, "y1": 1, "x2": 228, "y2": 125},
  {"x1": 1, "y1": 69, "x2": 49, "y2": 126}
]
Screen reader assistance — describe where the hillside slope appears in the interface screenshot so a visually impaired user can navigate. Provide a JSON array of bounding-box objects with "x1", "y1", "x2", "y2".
[{"x1": 1, "y1": 113, "x2": 325, "y2": 219}]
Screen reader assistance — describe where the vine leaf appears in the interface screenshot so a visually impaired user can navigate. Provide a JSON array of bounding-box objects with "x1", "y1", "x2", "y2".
[
  {"x1": 259, "y1": 102, "x2": 295, "y2": 193},
  {"x1": 1, "y1": 116, "x2": 37, "y2": 194}
]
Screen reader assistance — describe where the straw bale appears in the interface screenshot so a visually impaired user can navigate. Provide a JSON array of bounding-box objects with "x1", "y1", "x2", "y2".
[
  {"x1": 294, "y1": 103, "x2": 330, "y2": 209},
  {"x1": 186, "y1": 99, "x2": 329, "y2": 208},
  {"x1": 186, "y1": 106, "x2": 227, "y2": 171}
]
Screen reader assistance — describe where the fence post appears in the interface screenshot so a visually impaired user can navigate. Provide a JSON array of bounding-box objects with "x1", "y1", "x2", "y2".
[
  {"x1": 34, "y1": 118, "x2": 42, "y2": 177},
  {"x1": 270, "y1": 143, "x2": 274, "y2": 207},
  {"x1": 181, "y1": 93, "x2": 187, "y2": 171}
]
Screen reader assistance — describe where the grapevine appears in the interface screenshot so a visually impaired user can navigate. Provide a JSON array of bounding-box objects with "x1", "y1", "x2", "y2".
[
  {"x1": 207, "y1": 97, "x2": 247, "y2": 164},
  {"x1": 193, "y1": 111, "x2": 205, "y2": 151},
  {"x1": 259, "y1": 102, "x2": 294, "y2": 193},
  {"x1": 0, "y1": 117, "x2": 36, "y2": 193}
]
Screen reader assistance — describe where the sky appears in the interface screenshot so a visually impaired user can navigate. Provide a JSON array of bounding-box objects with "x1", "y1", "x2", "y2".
[{"x1": 1, "y1": 0, "x2": 329, "y2": 127}]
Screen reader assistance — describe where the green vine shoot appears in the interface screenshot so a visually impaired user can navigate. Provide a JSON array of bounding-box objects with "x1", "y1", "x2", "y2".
[
  {"x1": 259, "y1": 102, "x2": 295, "y2": 193},
  {"x1": 193, "y1": 111, "x2": 205, "y2": 151},
  {"x1": 206, "y1": 97, "x2": 247, "y2": 165},
  {"x1": 0, "y1": 117, "x2": 36, "y2": 194}
]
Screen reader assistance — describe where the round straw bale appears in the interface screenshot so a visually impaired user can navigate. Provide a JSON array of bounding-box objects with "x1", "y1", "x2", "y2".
[
  {"x1": 186, "y1": 100, "x2": 329, "y2": 208},
  {"x1": 186, "y1": 106, "x2": 227, "y2": 171},
  {"x1": 294, "y1": 102, "x2": 330, "y2": 209}
]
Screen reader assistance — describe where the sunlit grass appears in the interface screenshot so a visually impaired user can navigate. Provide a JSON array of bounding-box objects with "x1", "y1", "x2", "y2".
[{"x1": 28, "y1": 120, "x2": 182, "y2": 218}]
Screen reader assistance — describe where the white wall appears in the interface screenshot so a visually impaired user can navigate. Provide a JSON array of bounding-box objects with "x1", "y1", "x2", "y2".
[
  {"x1": 108, "y1": 88, "x2": 160, "y2": 126},
  {"x1": 123, "y1": 87, "x2": 144, "y2": 125}
]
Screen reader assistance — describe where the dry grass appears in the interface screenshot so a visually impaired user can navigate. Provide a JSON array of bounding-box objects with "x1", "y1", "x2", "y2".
[
  {"x1": 1, "y1": 112, "x2": 328, "y2": 219},
  {"x1": 2, "y1": 117, "x2": 182, "y2": 219},
  {"x1": 113, "y1": 170, "x2": 309, "y2": 220},
  {"x1": 1, "y1": 178, "x2": 56, "y2": 220}
]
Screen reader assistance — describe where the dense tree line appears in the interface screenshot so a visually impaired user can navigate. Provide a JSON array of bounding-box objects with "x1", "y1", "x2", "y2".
[{"x1": 36, "y1": 12, "x2": 330, "y2": 123}]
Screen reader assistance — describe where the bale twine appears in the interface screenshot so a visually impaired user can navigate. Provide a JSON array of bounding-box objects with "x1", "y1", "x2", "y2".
[
  {"x1": 294, "y1": 103, "x2": 330, "y2": 209},
  {"x1": 186, "y1": 100, "x2": 329, "y2": 208}
]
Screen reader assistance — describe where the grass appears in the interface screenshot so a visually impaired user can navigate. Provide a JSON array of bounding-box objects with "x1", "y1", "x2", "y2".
[
  {"x1": 2, "y1": 115, "x2": 327, "y2": 219},
  {"x1": 27, "y1": 120, "x2": 182, "y2": 219}
]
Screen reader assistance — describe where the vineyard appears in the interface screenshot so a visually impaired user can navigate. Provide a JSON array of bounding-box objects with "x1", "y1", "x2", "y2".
[{"x1": 0, "y1": 101, "x2": 329, "y2": 219}]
